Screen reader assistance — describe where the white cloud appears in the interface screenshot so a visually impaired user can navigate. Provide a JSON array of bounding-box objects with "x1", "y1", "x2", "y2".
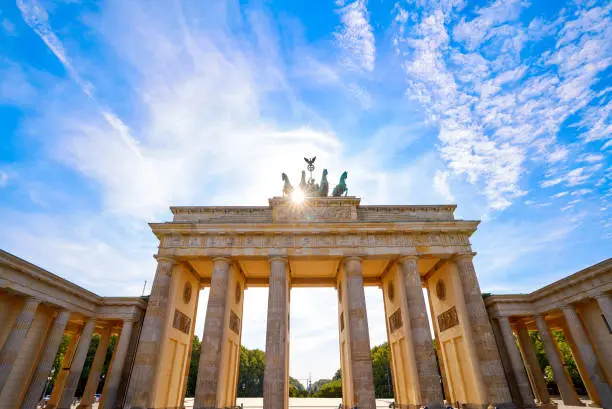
[
  {"x1": 334, "y1": 0, "x2": 375, "y2": 72},
  {"x1": 393, "y1": 0, "x2": 611, "y2": 212},
  {"x1": 452, "y1": 0, "x2": 528, "y2": 50},
  {"x1": 541, "y1": 178, "x2": 563, "y2": 188},
  {"x1": 0, "y1": 169, "x2": 13, "y2": 187},
  {"x1": 433, "y1": 169, "x2": 455, "y2": 201}
]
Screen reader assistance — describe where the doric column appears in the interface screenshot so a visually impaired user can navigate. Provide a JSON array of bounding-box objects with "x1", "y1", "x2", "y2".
[
  {"x1": 595, "y1": 293, "x2": 612, "y2": 330},
  {"x1": 0, "y1": 296, "x2": 40, "y2": 392},
  {"x1": 195, "y1": 257, "x2": 233, "y2": 407},
  {"x1": 126, "y1": 256, "x2": 176, "y2": 408},
  {"x1": 560, "y1": 322, "x2": 600, "y2": 406},
  {"x1": 497, "y1": 317, "x2": 535, "y2": 407},
  {"x1": 76, "y1": 327, "x2": 111, "y2": 409},
  {"x1": 454, "y1": 254, "x2": 513, "y2": 407},
  {"x1": 263, "y1": 257, "x2": 291, "y2": 409},
  {"x1": 562, "y1": 305, "x2": 612, "y2": 408},
  {"x1": 343, "y1": 257, "x2": 376, "y2": 409},
  {"x1": 534, "y1": 314, "x2": 583, "y2": 406},
  {"x1": 515, "y1": 325, "x2": 551, "y2": 405},
  {"x1": 20, "y1": 309, "x2": 71, "y2": 409},
  {"x1": 399, "y1": 256, "x2": 444, "y2": 408},
  {"x1": 56, "y1": 317, "x2": 96, "y2": 409},
  {"x1": 101, "y1": 320, "x2": 135, "y2": 409}
]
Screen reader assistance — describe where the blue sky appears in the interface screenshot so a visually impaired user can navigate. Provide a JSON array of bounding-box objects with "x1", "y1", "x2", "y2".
[{"x1": 0, "y1": 0, "x2": 610, "y2": 382}]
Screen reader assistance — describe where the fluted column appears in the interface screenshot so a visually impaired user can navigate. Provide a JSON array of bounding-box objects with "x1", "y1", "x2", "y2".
[
  {"x1": 20, "y1": 309, "x2": 72, "y2": 409},
  {"x1": 102, "y1": 320, "x2": 135, "y2": 409},
  {"x1": 562, "y1": 305, "x2": 612, "y2": 408},
  {"x1": 595, "y1": 293, "x2": 612, "y2": 330},
  {"x1": 263, "y1": 257, "x2": 290, "y2": 409},
  {"x1": 126, "y1": 256, "x2": 176, "y2": 408},
  {"x1": 76, "y1": 327, "x2": 111, "y2": 409},
  {"x1": 56, "y1": 317, "x2": 96, "y2": 409},
  {"x1": 497, "y1": 317, "x2": 535, "y2": 407},
  {"x1": 0, "y1": 296, "x2": 40, "y2": 392},
  {"x1": 399, "y1": 256, "x2": 444, "y2": 408},
  {"x1": 534, "y1": 314, "x2": 583, "y2": 406},
  {"x1": 195, "y1": 257, "x2": 233, "y2": 407},
  {"x1": 515, "y1": 325, "x2": 551, "y2": 405},
  {"x1": 454, "y1": 254, "x2": 512, "y2": 407},
  {"x1": 343, "y1": 257, "x2": 376, "y2": 409}
]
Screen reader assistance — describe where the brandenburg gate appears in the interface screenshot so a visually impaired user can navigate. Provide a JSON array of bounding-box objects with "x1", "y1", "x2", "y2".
[{"x1": 125, "y1": 162, "x2": 515, "y2": 409}]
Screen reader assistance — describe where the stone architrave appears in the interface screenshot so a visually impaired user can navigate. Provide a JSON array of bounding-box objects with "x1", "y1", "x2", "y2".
[
  {"x1": 343, "y1": 257, "x2": 376, "y2": 409},
  {"x1": 20, "y1": 309, "x2": 72, "y2": 409},
  {"x1": 595, "y1": 293, "x2": 612, "y2": 331},
  {"x1": 561, "y1": 305, "x2": 612, "y2": 409},
  {"x1": 263, "y1": 257, "x2": 290, "y2": 409},
  {"x1": 125, "y1": 257, "x2": 176, "y2": 408},
  {"x1": 0, "y1": 296, "x2": 40, "y2": 393},
  {"x1": 399, "y1": 256, "x2": 444, "y2": 408},
  {"x1": 534, "y1": 315, "x2": 583, "y2": 407},
  {"x1": 76, "y1": 327, "x2": 111, "y2": 409},
  {"x1": 454, "y1": 254, "x2": 513, "y2": 408},
  {"x1": 515, "y1": 325, "x2": 551, "y2": 406},
  {"x1": 56, "y1": 318, "x2": 96, "y2": 409},
  {"x1": 101, "y1": 320, "x2": 135, "y2": 409},
  {"x1": 497, "y1": 317, "x2": 535, "y2": 408},
  {"x1": 194, "y1": 257, "x2": 232, "y2": 407}
]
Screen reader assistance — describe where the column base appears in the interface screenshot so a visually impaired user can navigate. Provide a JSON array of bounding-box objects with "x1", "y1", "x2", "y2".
[
  {"x1": 539, "y1": 403, "x2": 558, "y2": 409},
  {"x1": 451, "y1": 403, "x2": 516, "y2": 409}
]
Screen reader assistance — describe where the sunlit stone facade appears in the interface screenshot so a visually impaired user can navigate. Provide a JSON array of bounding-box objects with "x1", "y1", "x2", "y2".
[{"x1": 1, "y1": 196, "x2": 610, "y2": 409}]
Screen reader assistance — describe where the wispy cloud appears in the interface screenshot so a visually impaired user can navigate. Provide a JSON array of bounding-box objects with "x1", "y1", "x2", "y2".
[
  {"x1": 393, "y1": 0, "x2": 611, "y2": 214},
  {"x1": 16, "y1": 0, "x2": 143, "y2": 158},
  {"x1": 334, "y1": 0, "x2": 375, "y2": 72}
]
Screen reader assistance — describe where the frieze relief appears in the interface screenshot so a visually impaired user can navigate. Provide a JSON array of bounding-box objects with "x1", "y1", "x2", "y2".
[
  {"x1": 274, "y1": 205, "x2": 356, "y2": 222},
  {"x1": 162, "y1": 232, "x2": 470, "y2": 249}
]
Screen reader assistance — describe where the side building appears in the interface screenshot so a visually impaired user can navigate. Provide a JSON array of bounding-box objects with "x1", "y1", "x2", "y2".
[
  {"x1": 486, "y1": 258, "x2": 612, "y2": 409},
  {"x1": 0, "y1": 250, "x2": 146, "y2": 409}
]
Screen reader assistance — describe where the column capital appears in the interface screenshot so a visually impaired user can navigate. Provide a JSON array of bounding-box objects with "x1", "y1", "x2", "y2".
[
  {"x1": 123, "y1": 315, "x2": 139, "y2": 324},
  {"x1": 398, "y1": 254, "x2": 418, "y2": 262},
  {"x1": 343, "y1": 255, "x2": 363, "y2": 263},
  {"x1": 268, "y1": 256, "x2": 288, "y2": 263},
  {"x1": 211, "y1": 256, "x2": 232, "y2": 264},
  {"x1": 454, "y1": 251, "x2": 477, "y2": 261},
  {"x1": 594, "y1": 292, "x2": 610, "y2": 301},
  {"x1": 560, "y1": 304, "x2": 576, "y2": 312},
  {"x1": 497, "y1": 315, "x2": 511, "y2": 323},
  {"x1": 154, "y1": 255, "x2": 176, "y2": 264},
  {"x1": 23, "y1": 295, "x2": 42, "y2": 305}
]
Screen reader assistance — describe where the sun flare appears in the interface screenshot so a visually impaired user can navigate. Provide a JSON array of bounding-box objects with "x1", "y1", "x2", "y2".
[{"x1": 291, "y1": 188, "x2": 305, "y2": 204}]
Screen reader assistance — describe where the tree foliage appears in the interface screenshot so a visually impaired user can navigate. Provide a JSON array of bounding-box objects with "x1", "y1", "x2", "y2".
[
  {"x1": 290, "y1": 377, "x2": 308, "y2": 397},
  {"x1": 529, "y1": 330, "x2": 586, "y2": 395},
  {"x1": 237, "y1": 346, "x2": 265, "y2": 396},
  {"x1": 186, "y1": 335, "x2": 202, "y2": 397}
]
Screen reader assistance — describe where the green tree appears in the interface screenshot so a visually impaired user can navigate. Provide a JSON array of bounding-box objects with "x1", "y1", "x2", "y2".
[
  {"x1": 290, "y1": 377, "x2": 308, "y2": 397},
  {"x1": 75, "y1": 334, "x2": 101, "y2": 397},
  {"x1": 371, "y1": 343, "x2": 393, "y2": 398},
  {"x1": 46, "y1": 335, "x2": 70, "y2": 396},
  {"x1": 529, "y1": 330, "x2": 586, "y2": 395},
  {"x1": 237, "y1": 346, "x2": 265, "y2": 396},
  {"x1": 311, "y1": 378, "x2": 331, "y2": 393},
  {"x1": 312, "y1": 379, "x2": 342, "y2": 397},
  {"x1": 186, "y1": 335, "x2": 202, "y2": 397}
]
